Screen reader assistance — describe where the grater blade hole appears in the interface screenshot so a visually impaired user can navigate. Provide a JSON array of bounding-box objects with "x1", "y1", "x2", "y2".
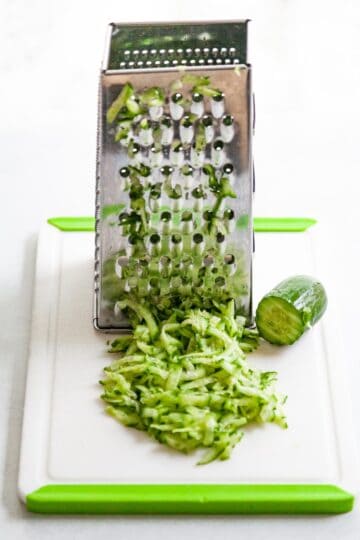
[
  {"x1": 149, "y1": 277, "x2": 160, "y2": 288},
  {"x1": 160, "y1": 255, "x2": 171, "y2": 266},
  {"x1": 215, "y1": 276, "x2": 225, "y2": 287},
  {"x1": 193, "y1": 233, "x2": 204, "y2": 244},
  {"x1": 224, "y1": 254, "x2": 235, "y2": 265},
  {"x1": 203, "y1": 255, "x2": 214, "y2": 266},
  {"x1": 139, "y1": 255, "x2": 151, "y2": 266},
  {"x1": 198, "y1": 266, "x2": 206, "y2": 278},
  {"x1": 150, "y1": 233, "x2": 161, "y2": 244},
  {"x1": 160, "y1": 210, "x2": 172, "y2": 222},
  {"x1": 181, "y1": 210, "x2": 192, "y2": 221},
  {"x1": 216, "y1": 232, "x2": 225, "y2": 243},
  {"x1": 171, "y1": 233, "x2": 182, "y2": 244},
  {"x1": 223, "y1": 208, "x2": 235, "y2": 220},
  {"x1": 117, "y1": 256, "x2": 129, "y2": 267}
]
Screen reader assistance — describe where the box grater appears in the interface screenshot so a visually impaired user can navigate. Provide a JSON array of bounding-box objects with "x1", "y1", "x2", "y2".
[{"x1": 94, "y1": 21, "x2": 254, "y2": 332}]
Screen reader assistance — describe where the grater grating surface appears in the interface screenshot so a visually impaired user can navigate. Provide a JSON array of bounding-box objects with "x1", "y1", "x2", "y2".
[{"x1": 94, "y1": 22, "x2": 254, "y2": 331}]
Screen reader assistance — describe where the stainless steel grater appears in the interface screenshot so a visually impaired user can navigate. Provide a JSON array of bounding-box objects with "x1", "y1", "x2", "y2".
[{"x1": 94, "y1": 21, "x2": 254, "y2": 332}]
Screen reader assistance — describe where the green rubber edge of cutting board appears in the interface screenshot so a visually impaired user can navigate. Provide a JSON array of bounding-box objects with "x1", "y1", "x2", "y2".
[
  {"x1": 26, "y1": 484, "x2": 354, "y2": 514},
  {"x1": 47, "y1": 216, "x2": 317, "y2": 232}
]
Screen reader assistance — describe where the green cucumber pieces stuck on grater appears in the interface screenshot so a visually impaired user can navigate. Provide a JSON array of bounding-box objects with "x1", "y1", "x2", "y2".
[{"x1": 255, "y1": 275, "x2": 328, "y2": 345}]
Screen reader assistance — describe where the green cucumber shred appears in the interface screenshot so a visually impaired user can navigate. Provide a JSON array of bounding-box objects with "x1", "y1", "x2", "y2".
[
  {"x1": 101, "y1": 300, "x2": 287, "y2": 465},
  {"x1": 106, "y1": 83, "x2": 135, "y2": 124}
]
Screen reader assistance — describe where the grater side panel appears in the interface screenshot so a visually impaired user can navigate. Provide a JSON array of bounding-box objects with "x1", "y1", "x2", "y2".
[{"x1": 95, "y1": 67, "x2": 253, "y2": 331}]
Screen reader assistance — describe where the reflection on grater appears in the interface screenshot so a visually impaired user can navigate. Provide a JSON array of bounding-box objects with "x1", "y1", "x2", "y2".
[{"x1": 94, "y1": 21, "x2": 254, "y2": 331}]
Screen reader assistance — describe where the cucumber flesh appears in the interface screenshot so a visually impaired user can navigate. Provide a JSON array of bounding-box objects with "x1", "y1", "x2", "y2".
[
  {"x1": 256, "y1": 296, "x2": 304, "y2": 345},
  {"x1": 255, "y1": 275, "x2": 327, "y2": 346}
]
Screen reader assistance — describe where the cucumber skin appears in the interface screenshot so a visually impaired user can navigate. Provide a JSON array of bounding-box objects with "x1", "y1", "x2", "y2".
[{"x1": 256, "y1": 275, "x2": 327, "y2": 345}]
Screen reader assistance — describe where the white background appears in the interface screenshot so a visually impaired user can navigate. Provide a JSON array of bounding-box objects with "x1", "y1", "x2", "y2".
[{"x1": 1, "y1": 0, "x2": 360, "y2": 538}]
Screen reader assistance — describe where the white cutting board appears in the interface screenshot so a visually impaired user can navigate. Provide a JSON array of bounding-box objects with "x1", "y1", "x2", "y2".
[{"x1": 18, "y1": 223, "x2": 359, "y2": 505}]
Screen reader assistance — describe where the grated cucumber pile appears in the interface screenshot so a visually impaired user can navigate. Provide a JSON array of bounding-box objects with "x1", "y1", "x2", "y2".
[{"x1": 100, "y1": 299, "x2": 287, "y2": 465}]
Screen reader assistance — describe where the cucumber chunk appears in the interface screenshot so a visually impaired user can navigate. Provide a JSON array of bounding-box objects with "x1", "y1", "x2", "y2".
[{"x1": 256, "y1": 275, "x2": 327, "y2": 345}]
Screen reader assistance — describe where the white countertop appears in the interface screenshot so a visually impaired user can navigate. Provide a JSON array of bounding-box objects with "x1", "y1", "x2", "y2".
[{"x1": 1, "y1": 0, "x2": 360, "y2": 538}]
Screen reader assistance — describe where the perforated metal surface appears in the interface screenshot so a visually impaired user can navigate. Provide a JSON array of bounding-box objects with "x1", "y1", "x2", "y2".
[
  {"x1": 95, "y1": 22, "x2": 253, "y2": 331},
  {"x1": 107, "y1": 21, "x2": 248, "y2": 70}
]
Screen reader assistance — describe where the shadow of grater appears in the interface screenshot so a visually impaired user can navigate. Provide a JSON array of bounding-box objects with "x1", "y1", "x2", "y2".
[{"x1": 94, "y1": 21, "x2": 254, "y2": 332}]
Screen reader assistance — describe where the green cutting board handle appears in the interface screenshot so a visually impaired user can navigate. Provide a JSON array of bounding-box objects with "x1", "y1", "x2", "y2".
[{"x1": 26, "y1": 483, "x2": 353, "y2": 514}]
